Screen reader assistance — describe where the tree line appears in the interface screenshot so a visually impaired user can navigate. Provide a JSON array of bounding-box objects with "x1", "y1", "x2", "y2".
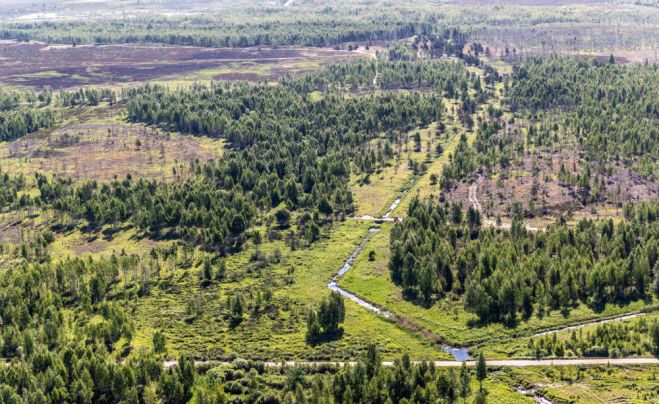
[
  {"x1": 281, "y1": 59, "x2": 472, "y2": 94},
  {"x1": 0, "y1": 11, "x2": 439, "y2": 49},
  {"x1": 192, "y1": 346, "x2": 489, "y2": 403},
  {"x1": 526, "y1": 318, "x2": 659, "y2": 359},
  {"x1": 0, "y1": 86, "x2": 122, "y2": 142}
]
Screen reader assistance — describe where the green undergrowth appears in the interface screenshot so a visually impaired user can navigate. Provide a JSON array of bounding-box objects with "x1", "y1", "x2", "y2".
[{"x1": 128, "y1": 219, "x2": 444, "y2": 361}]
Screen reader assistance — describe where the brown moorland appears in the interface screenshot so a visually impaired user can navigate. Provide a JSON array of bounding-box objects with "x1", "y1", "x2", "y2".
[{"x1": 0, "y1": 41, "x2": 366, "y2": 89}]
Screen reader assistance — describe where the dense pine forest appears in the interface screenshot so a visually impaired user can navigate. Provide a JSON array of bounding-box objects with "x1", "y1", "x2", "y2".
[
  {"x1": 0, "y1": 14, "x2": 427, "y2": 48},
  {"x1": 27, "y1": 71, "x2": 459, "y2": 252},
  {"x1": 390, "y1": 199, "x2": 658, "y2": 324},
  {"x1": 281, "y1": 59, "x2": 473, "y2": 93}
]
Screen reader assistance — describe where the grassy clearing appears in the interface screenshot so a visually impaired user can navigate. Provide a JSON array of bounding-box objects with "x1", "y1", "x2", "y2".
[
  {"x1": 350, "y1": 150, "x2": 411, "y2": 217},
  {"x1": 352, "y1": 97, "x2": 473, "y2": 219},
  {"x1": 392, "y1": 126, "x2": 472, "y2": 217},
  {"x1": 0, "y1": 110, "x2": 223, "y2": 182},
  {"x1": 496, "y1": 365, "x2": 659, "y2": 403},
  {"x1": 390, "y1": 94, "x2": 480, "y2": 217},
  {"x1": 49, "y1": 225, "x2": 161, "y2": 258},
  {"x1": 340, "y1": 224, "x2": 658, "y2": 349},
  {"x1": 153, "y1": 51, "x2": 359, "y2": 87},
  {"x1": 127, "y1": 219, "x2": 444, "y2": 361},
  {"x1": 160, "y1": 62, "x2": 273, "y2": 82},
  {"x1": 351, "y1": 123, "x2": 438, "y2": 217}
]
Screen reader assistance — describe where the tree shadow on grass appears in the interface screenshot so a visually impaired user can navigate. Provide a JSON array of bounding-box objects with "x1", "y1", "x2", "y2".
[
  {"x1": 101, "y1": 224, "x2": 132, "y2": 241},
  {"x1": 401, "y1": 289, "x2": 435, "y2": 309},
  {"x1": 306, "y1": 328, "x2": 345, "y2": 346}
]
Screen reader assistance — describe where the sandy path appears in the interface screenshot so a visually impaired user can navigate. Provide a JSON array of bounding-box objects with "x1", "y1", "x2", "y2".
[{"x1": 163, "y1": 357, "x2": 659, "y2": 368}]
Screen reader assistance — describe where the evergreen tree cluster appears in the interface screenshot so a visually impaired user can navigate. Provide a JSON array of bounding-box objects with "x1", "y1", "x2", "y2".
[
  {"x1": 306, "y1": 291, "x2": 345, "y2": 343},
  {"x1": 0, "y1": 87, "x2": 56, "y2": 142},
  {"x1": 121, "y1": 74, "x2": 448, "y2": 241},
  {"x1": 1, "y1": 60, "x2": 468, "y2": 255},
  {"x1": 390, "y1": 199, "x2": 659, "y2": 325},
  {"x1": 387, "y1": 32, "x2": 469, "y2": 61},
  {"x1": 282, "y1": 59, "x2": 471, "y2": 94},
  {"x1": 204, "y1": 347, "x2": 486, "y2": 403},
  {"x1": 58, "y1": 88, "x2": 117, "y2": 107},
  {"x1": 0, "y1": 14, "x2": 431, "y2": 48},
  {"x1": 0, "y1": 254, "x2": 154, "y2": 402},
  {"x1": 36, "y1": 172, "x2": 253, "y2": 253},
  {"x1": 0, "y1": 87, "x2": 52, "y2": 109},
  {"x1": 0, "y1": 86, "x2": 120, "y2": 142},
  {"x1": 0, "y1": 171, "x2": 28, "y2": 210},
  {"x1": 527, "y1": 318, "x2": 659, "y2": 359}
]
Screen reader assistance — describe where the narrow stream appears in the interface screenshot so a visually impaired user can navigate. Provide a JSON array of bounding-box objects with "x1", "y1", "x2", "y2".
[
  {"x1": 382, "y1": 197, "x2": 401, "y2": 218},
  {"x1": 515, "y1": 386, "x2": 553, "y2": 404},
  {"x1": 531, "y1": 312, "x2": 646, "y2": 338},
  {"x1": 327, "y1": 228, "x2": 391, "y2": 317},
  {"x1": 382, "y1": 178, "x2": 413, "y2": 218},
  {"x1": 328, "y1": 227, "x2": 471, "y2": 361}
]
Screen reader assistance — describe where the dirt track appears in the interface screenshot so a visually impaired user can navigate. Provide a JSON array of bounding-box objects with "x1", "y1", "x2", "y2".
[{"x1": 163, "y1": 357, "x2": 659, "y2": 368}]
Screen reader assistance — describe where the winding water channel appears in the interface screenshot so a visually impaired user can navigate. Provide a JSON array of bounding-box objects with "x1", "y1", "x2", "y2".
[
  {"x1": 329, "y1": 195, "x2": 472, "y2": 360},
  {"x1": 330, "y1": 176, "x2": 655, "y2": 362},
  {"x1": 327, "y1": 227, "x2": 391, "y2": 317},
  {"x1": 327, "y1": 226, "x2": 472, "y2": 360}
]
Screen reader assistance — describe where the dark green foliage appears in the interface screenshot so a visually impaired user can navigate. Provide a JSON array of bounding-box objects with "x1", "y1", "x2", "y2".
[
  {"x1": 459, "y1": 361, "x2": 471, "y2": 401},
  {"x1": 0, "y1": 88, "x2": 56, "y2": 142},
  {"x1": 529, "y1": 318, "x2": 659, "y2": 359},
  {"x1": 0, "y1": 253, "x2": 169, "y2": 403},
  {"x1": 0, "y1": 171, "x2": 27, "y2": 210},
  {"x1": 37, "y1": 173, "x2": 253, "y2": 253},
  {"x1": 116, "y1": 71, "x2": 447, "y2": 248},
  {"x1": 476, "y1": 352, "x2": 487, "y2": 390},
  {"x1": 440, "y1": 133, "x2": 477, "y2": 190},
  {"x1": 203, "y1": 347, "x2": 485, "y2": 403},
  {"x1": 283, "y1": 59, "x2": 471, "y2": 94},
  {"x1": 274, "y1": 208, "x2": 291, "y2": 228},
  {"x1": 306, "y1": 291, "x2": 345, "y2": 343},
  {"x1": 390, "y1": 199, "x2": 659, "y2": 324},
  {"x1": 651, "y1": 321, "x2": 659, "y2": 354},
  {"x1": 0, "y1": 16, "x2": 425, "y2": 48},
  {"x1": 58, "y1": 87, "x2": 117, "y2": 107},
  {"x1": 153, "y1": 331, "x2": 167, "y2": 354}
]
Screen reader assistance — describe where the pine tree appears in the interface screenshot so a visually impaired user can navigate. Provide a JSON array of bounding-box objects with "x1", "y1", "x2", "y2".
[
  {"x1": 306, "y1": 309, "x2": 321, "y2": 343},
  {"x1": 476, "y1": 352, "x2": 487, "y2": 391},
  {"x1": 459, "y1": 361, "x2": 471, "y2": 402}
]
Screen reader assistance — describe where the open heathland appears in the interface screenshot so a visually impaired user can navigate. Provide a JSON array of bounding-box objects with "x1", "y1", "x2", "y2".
[{"x1": 0, "y1": 41, "x2": 367, "y2": 89}]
